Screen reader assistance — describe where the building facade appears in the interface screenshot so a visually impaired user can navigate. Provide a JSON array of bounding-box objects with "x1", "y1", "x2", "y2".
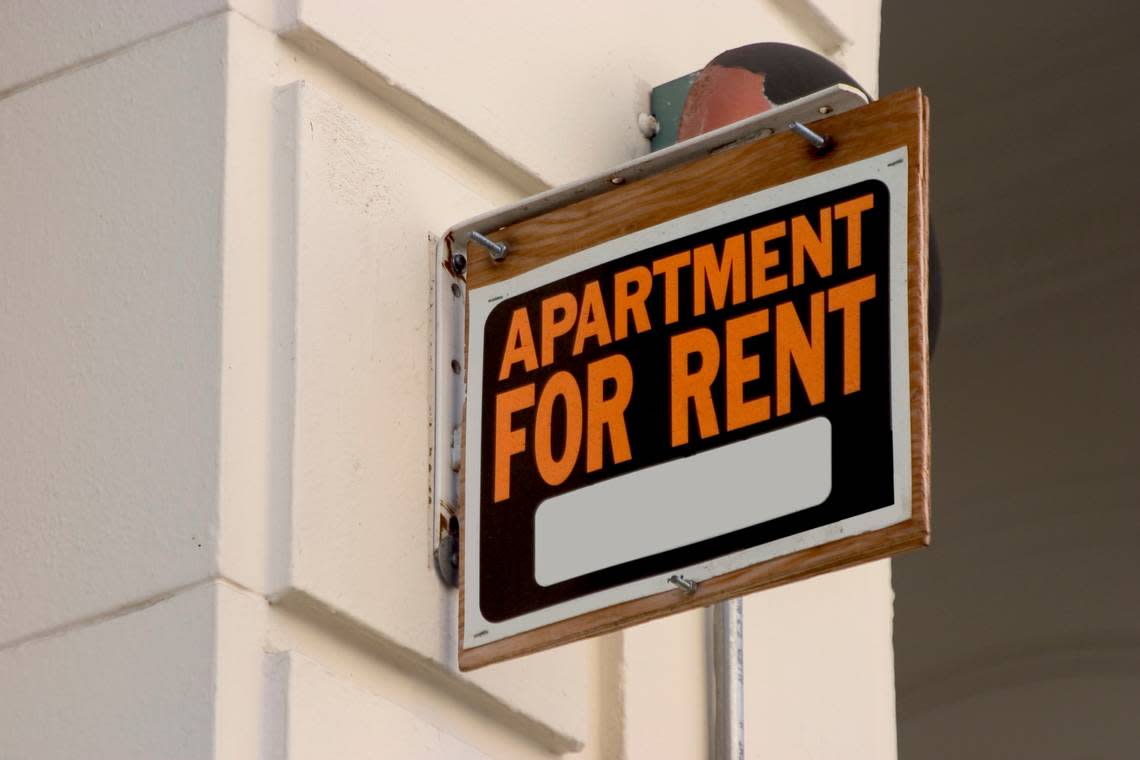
[{"x1": 1, "y1": 2, "x2": 895, "y2": 757}]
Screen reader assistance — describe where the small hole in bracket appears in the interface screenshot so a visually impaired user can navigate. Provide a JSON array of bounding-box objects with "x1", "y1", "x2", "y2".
[
  {"x1": 818, "y1": 105, "x2": 833, "y2": 115},
  {"x1": 451, "y1": 283, "x2": 461, "y2": 298},
  {"x1": 450, "y1": 359, "x2": 461, "y2": 374}
]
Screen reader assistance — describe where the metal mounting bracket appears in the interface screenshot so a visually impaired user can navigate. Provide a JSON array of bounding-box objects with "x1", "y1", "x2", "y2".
[
  {"x1": 431, "y1": 233, "x2": 464, "y2": 588},
  {"x1": 442, "y1": 84, "x2": 866, "y2": 272}
]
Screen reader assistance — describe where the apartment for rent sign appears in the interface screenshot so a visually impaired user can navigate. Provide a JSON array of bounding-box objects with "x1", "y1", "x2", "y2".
[
  {"x1": 461, "y1": 131, "x2": 929, "y2": 667},
  {"x1": 483, "y1": 177, "x2": 888, "y2": 609}
]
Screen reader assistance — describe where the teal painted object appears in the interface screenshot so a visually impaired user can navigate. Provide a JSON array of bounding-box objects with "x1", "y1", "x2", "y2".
[{"x1": 649, "y1": 71, "x2": 698, "y2": 152}]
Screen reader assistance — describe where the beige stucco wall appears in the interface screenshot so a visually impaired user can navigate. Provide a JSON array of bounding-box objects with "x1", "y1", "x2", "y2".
[{"x1": 0, "y1": 3, "x2": 892, "y2": 757}]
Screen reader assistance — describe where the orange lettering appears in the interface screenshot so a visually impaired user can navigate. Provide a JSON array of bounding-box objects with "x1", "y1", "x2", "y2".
[
  {"x1": 586, "y1": 354, "x2": 633, "y2": 472},
  {"x1": 775, "y1": 294, "x2": 825, "y2": 416},
  {"x1": 725, "y1": 309, "x2": 770, "y2": 431},
  {"x1": 750, "y1": 221, "x2": 787, "y2": 299},
  {"x1": 791, "y1": 208, "x2": 832, "y2": 286},
  {"x1": 493, "y1": 384, "x2": 535, "y2": 502},
  {"x1": 834, "y1": 194, "x2": 874, "y2": 269},
  {"x1": 827, "y1": 275, "x2": 876, "y2": 394},
  {"x1": 572, "y1": 281, "x2": 613, "y2": 355},
  {"x1": 534, "y1": 372, "x2": 583, "y2": 486},
  {"x1": 498, "y1": 307, "x2": 538, "y2": 381},
  {"x1": 670, "y1": 328, "x2": 720, "y2": 446},
  {"x1": 541, "y1": 292, "x2": 578, "y2": 367},
  {"x1": 613, "y1": 266, "x2": 652, "y2": 340},
  {"x1": 693, "y1": 234, "x2": 747, "y2": 316},
  {"x1": 653, "y1": 251, "x2": 692, "y2": 325}
]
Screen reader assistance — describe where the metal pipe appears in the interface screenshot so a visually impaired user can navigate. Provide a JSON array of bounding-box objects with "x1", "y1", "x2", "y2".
[{"x1": 712, "y1": 598, "x2": 745, "y2": 760}]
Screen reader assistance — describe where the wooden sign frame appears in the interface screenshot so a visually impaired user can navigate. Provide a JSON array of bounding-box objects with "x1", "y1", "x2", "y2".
[{"x1": 453, "y1": 88, "x2": 930, "y2": 671}]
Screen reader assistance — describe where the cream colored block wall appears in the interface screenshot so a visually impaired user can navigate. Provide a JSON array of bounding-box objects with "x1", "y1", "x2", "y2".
[
  {"x1": 278, "y1": 0, "x2": 881, "y2": 185},
  {"x1": 0, "y1": 583, "x2": 219, "y2": 757},
  {"x1": 0, "y1": 0, "x2": 280, "y2": 95},
  {"x1": 747, "y1": 561, "x2": 898, "y2": 758},
  {"x1": 0, "y1": 15, "x2": 228, "y2": 647},
  {"x1": 1, "y1": 1, "x2": 890, "y2": 757}
]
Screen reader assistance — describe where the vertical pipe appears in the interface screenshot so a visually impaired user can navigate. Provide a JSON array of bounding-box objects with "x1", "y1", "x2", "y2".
[{"x1": 712, "y1": 598, "x2": 744, "y2": 760}]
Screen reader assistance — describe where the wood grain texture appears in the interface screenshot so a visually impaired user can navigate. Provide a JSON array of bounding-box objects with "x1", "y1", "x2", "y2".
[{"x1": 459, "y1": 88, "x2": 931, "y2": 671}]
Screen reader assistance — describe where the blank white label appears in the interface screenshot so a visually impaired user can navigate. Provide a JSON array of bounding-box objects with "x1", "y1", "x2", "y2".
[{"x1": 533, "y1": 417, "x2": 833, "y2": 586}]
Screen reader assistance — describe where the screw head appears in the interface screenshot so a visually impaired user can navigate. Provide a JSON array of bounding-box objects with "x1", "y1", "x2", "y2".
[
  {"x1": 637, "y1": 112, "x2": 661, "y2": 139},
  {"x1": 818, "y1": 105, "x2": 833, "y2": 115},
  {"x1": 610, "y1": 176, "x2": 625, "y2": 185}
]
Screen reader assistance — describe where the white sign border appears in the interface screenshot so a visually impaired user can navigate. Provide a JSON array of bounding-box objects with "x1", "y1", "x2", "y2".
[{"x1": 463, "y1": 148, "x2": 912, "y2": 649}]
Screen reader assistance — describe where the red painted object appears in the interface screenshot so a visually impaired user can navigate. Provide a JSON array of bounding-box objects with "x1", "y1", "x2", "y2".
[
  {"x1": 675, "y1": 43, "x2": 939, "y2": 350},
  {"x1": 678, "y1": 43, "x2": 869, "y2": 141}
]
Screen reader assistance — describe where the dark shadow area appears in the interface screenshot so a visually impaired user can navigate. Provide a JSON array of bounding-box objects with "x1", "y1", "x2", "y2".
[{"x1": 880, "y1": 1, "x2": 1140, "y2": 756}]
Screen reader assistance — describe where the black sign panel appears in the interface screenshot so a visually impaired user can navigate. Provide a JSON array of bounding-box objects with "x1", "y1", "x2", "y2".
[{"x1": 477, "y1": 180, "x2": 893, "y2": 623}]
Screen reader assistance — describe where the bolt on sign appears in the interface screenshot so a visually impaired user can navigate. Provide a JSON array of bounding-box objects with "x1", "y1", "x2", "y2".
[{"x1": 449, "y1": 88, "x2": 930, "y2": 670}]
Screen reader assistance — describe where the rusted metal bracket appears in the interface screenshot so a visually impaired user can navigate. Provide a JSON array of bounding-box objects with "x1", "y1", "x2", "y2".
[{"x1": 431, "y1": 233, "x2": 464, "y2": 588}]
